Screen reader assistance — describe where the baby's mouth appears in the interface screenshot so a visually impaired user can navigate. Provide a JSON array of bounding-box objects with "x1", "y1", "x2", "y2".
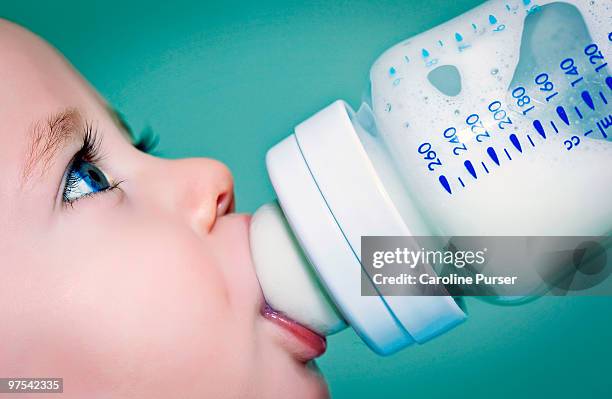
[{"x1": 261, "y1": 302, "x2": 327, "y2": 362}]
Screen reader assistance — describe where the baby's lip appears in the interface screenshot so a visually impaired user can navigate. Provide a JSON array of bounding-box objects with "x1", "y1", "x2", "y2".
[
  {"x1": 246, "y1": 213, "x2": 326, "y2": 361},
  {"x1": 261, "y1": 302, "x2": 327, "y2": 362}
]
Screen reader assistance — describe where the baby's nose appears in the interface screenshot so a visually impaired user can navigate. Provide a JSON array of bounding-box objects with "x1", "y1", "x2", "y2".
[{"x1": 164, "y1": 157, "x2": 234, "y2": 234}]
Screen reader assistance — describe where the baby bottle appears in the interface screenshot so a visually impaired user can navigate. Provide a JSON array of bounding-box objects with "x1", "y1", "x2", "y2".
[{"x1": 250, "y1": 0, "x2": 612, "y2": 355}]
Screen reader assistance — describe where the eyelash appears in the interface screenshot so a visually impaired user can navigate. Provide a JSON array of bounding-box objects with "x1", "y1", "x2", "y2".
[
  {"x1": 132, "y1": 126, "x2": 160, "y2": 154},
  {"x1": 61, "y1": 122, "x2": 159, "y2": 206}
]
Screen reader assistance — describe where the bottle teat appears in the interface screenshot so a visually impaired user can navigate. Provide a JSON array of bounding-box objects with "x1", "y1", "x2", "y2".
[{"x1": 249, "y1": 201, "x2": 347, "y2": 336}]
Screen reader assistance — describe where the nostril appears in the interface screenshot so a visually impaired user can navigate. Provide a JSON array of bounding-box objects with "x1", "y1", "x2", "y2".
[
  {"x1": 216, "y1": 191, "x2": 234, "y2": 217},
  {"x1": 228, "y1": 195, "x2": 235, "y2": 213}
]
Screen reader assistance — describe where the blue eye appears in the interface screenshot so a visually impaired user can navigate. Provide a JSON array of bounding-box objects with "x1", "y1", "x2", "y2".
[
  {"x1": 62, "y1": 159, "x2": 112, "y2": 203},
  {"x1": 61, "y1": 125, "x2": 123, "y2": 206},
  {"x1": 60, "y1": 116, "x2": 155, "y2": 206}
]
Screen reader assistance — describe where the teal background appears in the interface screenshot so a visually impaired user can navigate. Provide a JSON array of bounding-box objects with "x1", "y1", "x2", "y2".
[{"x1": 3, "y1": 1, "x2": 611, "y2": 397}]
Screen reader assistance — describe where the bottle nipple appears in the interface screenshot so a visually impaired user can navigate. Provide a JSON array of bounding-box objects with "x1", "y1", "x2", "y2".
[{"x1": 250, "y1": 202, "x2": 347, "y2": 336}]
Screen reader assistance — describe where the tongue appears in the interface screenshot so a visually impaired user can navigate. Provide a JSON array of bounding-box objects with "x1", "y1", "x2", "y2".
[{"x1": 250, "y1": 202, "x2": 346, "y2": 336}]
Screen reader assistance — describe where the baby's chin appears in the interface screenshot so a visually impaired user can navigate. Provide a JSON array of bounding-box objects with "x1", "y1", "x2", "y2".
[
  {"x1": 265, "y1": 356, "x2": 330, "y2": 399},
  {"x1": 304, "y1": 360, "x2": 331, "y2": 399},
  {"x1": 292, "y1": 359, "x2": 330, "y2": 399}
]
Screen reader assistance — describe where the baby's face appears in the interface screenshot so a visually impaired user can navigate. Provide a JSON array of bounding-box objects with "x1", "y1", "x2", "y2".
[{"x1": 0, "y1": 20, "x2": 327, "y2": 398}]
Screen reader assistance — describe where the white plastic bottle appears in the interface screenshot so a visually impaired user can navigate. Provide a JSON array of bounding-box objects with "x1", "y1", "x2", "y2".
[{"x1": 250, "y1": 0, "x2": 612, "y2": 355}]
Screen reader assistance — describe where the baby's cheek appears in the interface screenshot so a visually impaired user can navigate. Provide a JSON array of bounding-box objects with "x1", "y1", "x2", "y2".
[
  {"x1": 75, "y1": 238, "x2": 230, "y2": 379},
  {"x1": 15, "y1": 221, "x2": 238, "y2": 396}
]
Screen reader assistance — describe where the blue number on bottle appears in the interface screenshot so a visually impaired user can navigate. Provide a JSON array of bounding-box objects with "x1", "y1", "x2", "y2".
[
  {"x1": 487, "y1": 100, "x2": 513, "y2": 129},
  {"x1": 418, "y1": 142, "x2": 443, "y2": 171},
  {"x1": 534, "y1": 72, "x2": 558, "y2": 101},
  {"x1": 466, "y1": 113, "x2": 490, "y2": 142},
  {"x1": 584, "y1": 43, "x2": 608, "y2": 73},
  {"x1": 443, "y1": 127, "x2": 468, "y2": 155},
  {"x1": 512, "y1": 86, "x2": 535, "y2": 115}
]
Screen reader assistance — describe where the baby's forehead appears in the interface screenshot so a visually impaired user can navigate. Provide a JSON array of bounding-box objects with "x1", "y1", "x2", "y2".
[
  {"x1": 0, "y1": 23, "x2": 65, "y2": 182},
  {"x1": 0, "y1": 20, "x2": 120, "y2": 217},
  {"x1": 0, "y1": 18, "x2": 94, "y2": 119}
]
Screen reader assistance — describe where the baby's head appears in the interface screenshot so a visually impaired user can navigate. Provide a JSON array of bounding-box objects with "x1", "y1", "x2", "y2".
[{"x1": 0, "y1": 19, "x2": 328, "y2": 398}]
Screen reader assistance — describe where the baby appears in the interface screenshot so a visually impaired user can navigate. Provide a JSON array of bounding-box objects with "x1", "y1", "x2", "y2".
[{"x1": 0, "y1": 18, "x2": 328, "y2": 398}]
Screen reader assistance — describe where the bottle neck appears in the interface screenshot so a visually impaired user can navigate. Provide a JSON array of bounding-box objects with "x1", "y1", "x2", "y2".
[{"x1": 264, "y1": 100, "x2": 466, "y2": 354}]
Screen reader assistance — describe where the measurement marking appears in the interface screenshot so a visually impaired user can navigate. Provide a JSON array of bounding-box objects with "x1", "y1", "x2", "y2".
[
  {"x1": 581, "y1": 90, "x2": 595, "y2": 110},
  {"x1": 571, "y1": 77, "x2": 584, "y2": 87},
  {"x1": 464, "y1": 160, "x2": 477, "y2": 179},
  {"x1": 595, "y1": 63, "x2": 608, "y2": 73},
  {"x1": 504, "y1": 148, "x2": 512, "y2": 160},
  {"x1": 574, "y1": 106, "x2": 583, "y2": 119},
  {"x1": 546, "y1": 92, "x2": 559, "y2": 102},
  {"x1": 439, "y1": 175, "x2": 452, "y2": 194},
  {"x1": 481, "y1": 162, "x2": 489, "y2": 174},
  {"x1": 550, "y1": 121, "x2": 559, "y2": 133},
  {"x1": 522, "y1": 105, "x2": 535, "y2": 115},
  {"x1": 584, "y1": 129, "x2": 593, "y2": 137},
  {"x1": 527, "y1": 135, "x2": 535, "y2": 147},
  {"x1": 487, "y1": 147, "x2": 500, "y2": 165},
  {"x1": 533, "y1": 119, "x2": 546, "y2": 138},
  {"x1": 509, "y1": 134, "x2": 522, "y2": 152},
  {"x1": 600, "y1": 91, "x2": 608, "y2": 104},
  {"x1": 607, "y1": 76, "x2": 612, "y2": 91},
  {"x1": 597, "y1": 117, "x2": 610, "y2": 138},
  {"x1": 556, "y1": 106, "x2": 569, "y2": 125},
  {"x1": 458, "y1": 177, "x2": 465, "y2": 187}
]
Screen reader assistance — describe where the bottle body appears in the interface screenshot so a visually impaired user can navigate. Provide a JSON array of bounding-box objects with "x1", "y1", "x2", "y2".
[
  {"x1": 360, "y1": 0, "x2": 611, "y2": 238},
  {"x1": 351, "y1": 0, "x2": 612, "y2": 298},
  {"x1": 254, "y1": 0, "x2": 612, "y2": 355}
]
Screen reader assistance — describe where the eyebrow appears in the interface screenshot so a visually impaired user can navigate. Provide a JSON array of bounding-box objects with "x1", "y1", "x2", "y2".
[
  {"x1": 20, "y1": 107, "x2": 83, "y2": 188},
  {"x1": 20, "y1": 106, "x2": 137, "y2": 188}
]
